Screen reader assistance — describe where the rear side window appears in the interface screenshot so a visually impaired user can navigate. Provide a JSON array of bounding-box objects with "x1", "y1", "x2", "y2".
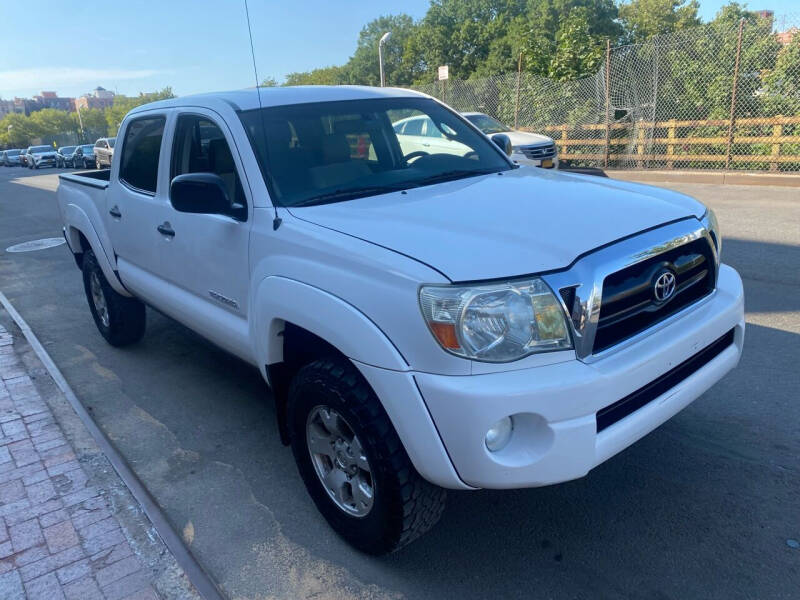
[{"x1": 120, "y1": 117, "x2": 165, "y2": 194}]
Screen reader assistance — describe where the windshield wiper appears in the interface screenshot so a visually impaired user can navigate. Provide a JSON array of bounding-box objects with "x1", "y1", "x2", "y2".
[
  {"x1": 293, "y1": 183, "x2": 410, "y2": 207},
  {"x1": 415, "y1": 168, "x2": 504, "y2": 187}
]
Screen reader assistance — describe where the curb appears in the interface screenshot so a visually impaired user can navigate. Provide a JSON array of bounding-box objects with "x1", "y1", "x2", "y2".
[{"x1": 0, "y1": 292, "x2": 225, "y2": 600}]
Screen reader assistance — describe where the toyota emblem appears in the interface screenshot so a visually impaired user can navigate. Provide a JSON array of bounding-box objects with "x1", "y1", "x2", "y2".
[{"x1": 653, "y1": 271, "x2": 677, "y2": 303}]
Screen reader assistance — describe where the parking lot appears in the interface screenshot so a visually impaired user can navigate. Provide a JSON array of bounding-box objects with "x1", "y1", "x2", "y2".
[{"x1": 0, "y1": 165, "x2": 798, "y2": 599}]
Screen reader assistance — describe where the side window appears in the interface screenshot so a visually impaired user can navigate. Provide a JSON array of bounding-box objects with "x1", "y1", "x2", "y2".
[
  {"x1": 404, "y1": 118, "x2": 423, "y2": 136},
  {"x1": 171, "y1": 114, "x2": 246, "y2": 210},
  {"x1": 119, "y1": 117, "x2": 165, "y2": 194}
]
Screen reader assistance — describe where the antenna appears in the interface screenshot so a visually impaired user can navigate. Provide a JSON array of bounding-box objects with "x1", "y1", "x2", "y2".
[{"x1": 243, "y1": 0, "x2": 281, "y2": 230}]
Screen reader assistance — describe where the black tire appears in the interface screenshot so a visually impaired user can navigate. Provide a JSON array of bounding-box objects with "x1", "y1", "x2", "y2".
[
  {"x1": 288, "y1": 357, "x2": 446, "y2": 555},
  {"x1": 82, "y1": 250, "x2": 146, "y2": 346}
]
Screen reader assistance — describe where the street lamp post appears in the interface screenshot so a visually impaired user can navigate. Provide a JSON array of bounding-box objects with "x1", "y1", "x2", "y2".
[{"x1": 378, "y1": 32, "x2": 392, "y2": 87}]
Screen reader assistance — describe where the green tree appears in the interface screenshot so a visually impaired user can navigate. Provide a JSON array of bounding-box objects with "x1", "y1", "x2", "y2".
[
  {"x1": 284, "y1": 65, "x2": 351, "y2": 86},
  {"x1": 618, "y1": 0, "x2": 701, "y2": 43},
  {"x1": 346, "y1": 14, "x2": 417, "y2": 86},
  {"x1": 0, "y1": 112, "x2": 40, "y2": 148},
  {"x1": 547, "y1": 9, "x2": 606, "y2": 80},
  {"x1": 763, "y1": 34, "x2": 800, "y2": 116},
  {"x1": 405, "y1": 0, "x2": 526, "y2": 81},
  {"x1": 481, "y1": 0, "x2": 621, "y2": 80},
  {"x1": 29, "y1": 109, "x2": 78, "y2": 146},
  {"x1": 260, "y1": 76, "x2": 279, "y2": 87}
]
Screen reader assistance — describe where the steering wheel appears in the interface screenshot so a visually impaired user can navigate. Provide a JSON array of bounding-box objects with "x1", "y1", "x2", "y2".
[{"x1": 403, "y1": 150, "x2": 430, "y2": 163}]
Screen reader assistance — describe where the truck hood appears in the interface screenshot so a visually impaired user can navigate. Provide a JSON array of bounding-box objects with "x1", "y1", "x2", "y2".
[{"x1": 289, "y1": 168, "x2": 706, "y2": 282}]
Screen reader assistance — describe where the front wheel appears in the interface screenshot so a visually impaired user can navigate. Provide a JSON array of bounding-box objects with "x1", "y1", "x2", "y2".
[
  {"x1": 82, "y1": 250, "x2": 146, "y2": 346},
  {"x1": 288, "y1": 358, "x2": 446, "y2": 554}
]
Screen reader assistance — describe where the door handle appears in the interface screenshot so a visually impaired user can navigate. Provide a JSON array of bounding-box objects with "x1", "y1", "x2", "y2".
[
  {"x1": 156, "y1": 222, "x2": 175, "y2": 238},
  {"x1": 109, "y1": 205, "x2": 122, "y2": 219}
]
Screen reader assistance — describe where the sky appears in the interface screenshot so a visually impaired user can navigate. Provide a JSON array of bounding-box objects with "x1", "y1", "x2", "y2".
[{"x1": 0, "y1": 0, "x2": 797, "y2": 100}]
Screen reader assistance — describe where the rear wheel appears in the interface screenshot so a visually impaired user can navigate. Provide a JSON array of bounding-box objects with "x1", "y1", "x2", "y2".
[
  {"x1": 82, "y1": 250, "x2": 146, "y2": 346},
  {"x1": 288, "y1": 357, "x2": 446, "y2": 554}
]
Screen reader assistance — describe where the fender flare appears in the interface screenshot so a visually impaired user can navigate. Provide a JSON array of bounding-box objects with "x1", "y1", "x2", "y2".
[
  {"x1": 251, "y1": 276, "x2": 408, "y2": 373},
  {"x1": 64, "y1": 204, "x2": 131, "y2": 297}
]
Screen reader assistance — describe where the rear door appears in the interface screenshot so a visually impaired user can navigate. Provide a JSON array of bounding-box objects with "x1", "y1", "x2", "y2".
[{"x1": 106, "y1": 112, "x2": 171, "y2": 302}]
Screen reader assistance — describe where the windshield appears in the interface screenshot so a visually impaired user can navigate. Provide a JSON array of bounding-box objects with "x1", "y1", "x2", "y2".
[
  {"x1": 107, "y1": 138, "x2": 116, "y2": 148},
  {"x1": 80, "y1": 145, "x2": 93, "y2": 152},
  {"x1": 6, "y1": 150, "x2": 20, "y2": 156},
  {"x1": 60, "y1": 146, "x2": 76, "y2": 154},
  {"x1": 238, "y1": 97, "x2": 510, "y2": 207},
  {"x1": 465, "y1": 114, "x2": 510, "y2": 135},
  {"x1": 30, "y1": 146, "x2": 52, "y2": 153}
]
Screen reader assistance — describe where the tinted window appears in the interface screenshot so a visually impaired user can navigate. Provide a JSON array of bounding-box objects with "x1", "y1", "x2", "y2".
[
  {"x1": 120, "y1": 117, "x2": 165, "y2": 194},
  {"x1": 171, "y1": 115, "x2": 246, "y2": 212},
  {"x1": 403, "y1": 118, "x2": 423, "y2": 136},
  {"x1": 238, "y1": 97, "x2": 510, "y2": 207},
  {"x1": 31, "y1": 146, "x2": 51, "y2": 153},
  {"x1": 465, "y1": 114, "x2": 509, "y2": 135}
]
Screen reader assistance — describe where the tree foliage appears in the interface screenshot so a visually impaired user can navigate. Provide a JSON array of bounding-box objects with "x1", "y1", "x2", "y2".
[{"x1": 618, "y1": 0, "x2": 701, "y2": 43}]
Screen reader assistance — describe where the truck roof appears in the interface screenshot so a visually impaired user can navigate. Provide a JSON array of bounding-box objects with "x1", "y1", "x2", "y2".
[{"x1": 129, "y1": 85, "x2": 428, "y2": 115}]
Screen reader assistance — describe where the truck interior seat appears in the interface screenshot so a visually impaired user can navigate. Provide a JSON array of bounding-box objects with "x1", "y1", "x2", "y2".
[{"x1": 309, "y1": 134, "x2": 370, "y2": 189}]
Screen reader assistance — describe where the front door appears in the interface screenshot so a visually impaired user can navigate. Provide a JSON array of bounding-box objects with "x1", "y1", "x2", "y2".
[{"x1": 156, "y1": 111, "x2": 253, "y2": 359}]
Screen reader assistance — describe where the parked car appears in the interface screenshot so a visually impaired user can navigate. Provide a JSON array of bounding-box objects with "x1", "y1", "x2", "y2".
[
  {"x1": 392, "y1": 114, "x2": 472, "y2": 159},
  {"x1": 462, "y1": 112, "x2": 559, "y2": 168},
  {"x1": 93, "y1": 137, "x2": 115, "y2": 168},
  {"x1": 26, "y1": 145, "x2": 58, "y2": 169},
  {"x1": 57, "y1": 87, "x2": 743, "y2": 554},
  {"x1": 19, "y1": 148, "x2": 28, "y2": 167},
  {"x1": 1, "y1": 149, "x2": 23, "y2": 166},
  {"x1": 72, "y1": 144, "x2": 96, "y2": 169},
  {"x1": 56, "y1": 146, "x2": 77, "y2": 168}
]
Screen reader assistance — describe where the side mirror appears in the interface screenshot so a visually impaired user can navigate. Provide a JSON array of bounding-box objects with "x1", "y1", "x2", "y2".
[
  {"x1": 491, "y1": 133, "x2": 513, "y2": 156},
  {"x1": 170, "y1": 173, "x2": 244, "y2": 220}
]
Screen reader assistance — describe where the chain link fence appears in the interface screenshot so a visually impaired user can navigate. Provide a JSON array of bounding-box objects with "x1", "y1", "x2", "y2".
[{"x1": 415, "y1": 13, "x2": 800, "y2": 172}]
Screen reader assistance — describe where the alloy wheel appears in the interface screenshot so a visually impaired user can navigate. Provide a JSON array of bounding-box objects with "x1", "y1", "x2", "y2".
[
  {"x1": 90, "y1": 271, "x2": 110, "y2": 328},
  {"x1": 306, "y1": 406, "x2": 374, "y2": 517}
]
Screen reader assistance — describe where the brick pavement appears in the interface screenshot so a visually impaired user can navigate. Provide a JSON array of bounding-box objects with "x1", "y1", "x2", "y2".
[{"x1": 0, "y1": 321, "x2": 185, "y2": 600}]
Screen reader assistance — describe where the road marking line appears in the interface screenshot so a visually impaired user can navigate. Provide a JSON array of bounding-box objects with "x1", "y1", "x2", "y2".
[{"x1": 0, "y1": 290, "x2": 225, "y2": 600}]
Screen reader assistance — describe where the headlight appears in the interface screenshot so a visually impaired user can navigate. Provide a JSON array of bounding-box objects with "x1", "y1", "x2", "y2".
[
  {"x1": 419, "y1": 277, "x2": 572, "y2": 362},
  {"x1": 702, "y1": 208, "x2": 721, "y2": 262}
]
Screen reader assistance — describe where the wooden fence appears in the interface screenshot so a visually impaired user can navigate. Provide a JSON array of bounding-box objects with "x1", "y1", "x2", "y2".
[{"x1": 522, "y1": 115, "x2": 800, "y2": 172}]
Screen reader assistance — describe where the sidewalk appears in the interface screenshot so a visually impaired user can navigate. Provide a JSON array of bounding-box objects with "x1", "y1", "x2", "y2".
[{"x1": 0, "y1": 311, "x2": 200, "y2": 600}]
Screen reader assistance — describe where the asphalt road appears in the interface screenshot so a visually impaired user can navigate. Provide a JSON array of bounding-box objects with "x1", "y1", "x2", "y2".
[{"x1": 0, "y1": 166, "x2": 798, "y2": 600}]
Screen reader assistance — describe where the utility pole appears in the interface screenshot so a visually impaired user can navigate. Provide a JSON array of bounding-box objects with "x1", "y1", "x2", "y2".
[
  {"x1": 378, "y1": 32, "x2": 392, "y2": 87},
  {"x1": 76, "y1": 105, "x2": 85, "y2": 142}
]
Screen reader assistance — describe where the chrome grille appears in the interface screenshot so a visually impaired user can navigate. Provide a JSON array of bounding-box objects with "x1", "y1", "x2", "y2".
[
  {"x1": 518, "y1": 143, "x2": 556, "y2": 160},
  {"x1": 593, "y1": 237, "x2": 716, "y2": 353}
]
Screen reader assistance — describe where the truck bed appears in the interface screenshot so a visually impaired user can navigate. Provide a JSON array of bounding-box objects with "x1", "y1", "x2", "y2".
[{"x1": 58, "y1": 169, "x2": 111, "y2": 189}]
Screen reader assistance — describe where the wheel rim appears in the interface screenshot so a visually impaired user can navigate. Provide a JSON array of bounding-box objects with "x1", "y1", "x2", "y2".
[
  {"x1": 90, "y1": 271, "x2": 110, "y2": 328},
  {"x1": 306, "y1": 406, "x2": 374, "y2": 517}
]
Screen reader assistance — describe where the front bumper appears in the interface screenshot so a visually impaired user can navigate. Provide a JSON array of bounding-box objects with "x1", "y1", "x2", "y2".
[
  {"x1": 360, "y1": 264, "x2": 744, "y2": 490},
  {"x1": 511, "y1": 154, "x2": 559, "y2": 169}
]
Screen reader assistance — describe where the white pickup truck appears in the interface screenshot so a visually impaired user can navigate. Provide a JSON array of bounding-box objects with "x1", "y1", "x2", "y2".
[{"x1": 57, "y1": 86, "x2": 744, "y2": 554}]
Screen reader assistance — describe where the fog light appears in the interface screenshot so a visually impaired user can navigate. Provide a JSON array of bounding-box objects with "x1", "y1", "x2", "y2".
[{"x1": 485, "y1": 416, "x2": 513, "y2": 452}]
